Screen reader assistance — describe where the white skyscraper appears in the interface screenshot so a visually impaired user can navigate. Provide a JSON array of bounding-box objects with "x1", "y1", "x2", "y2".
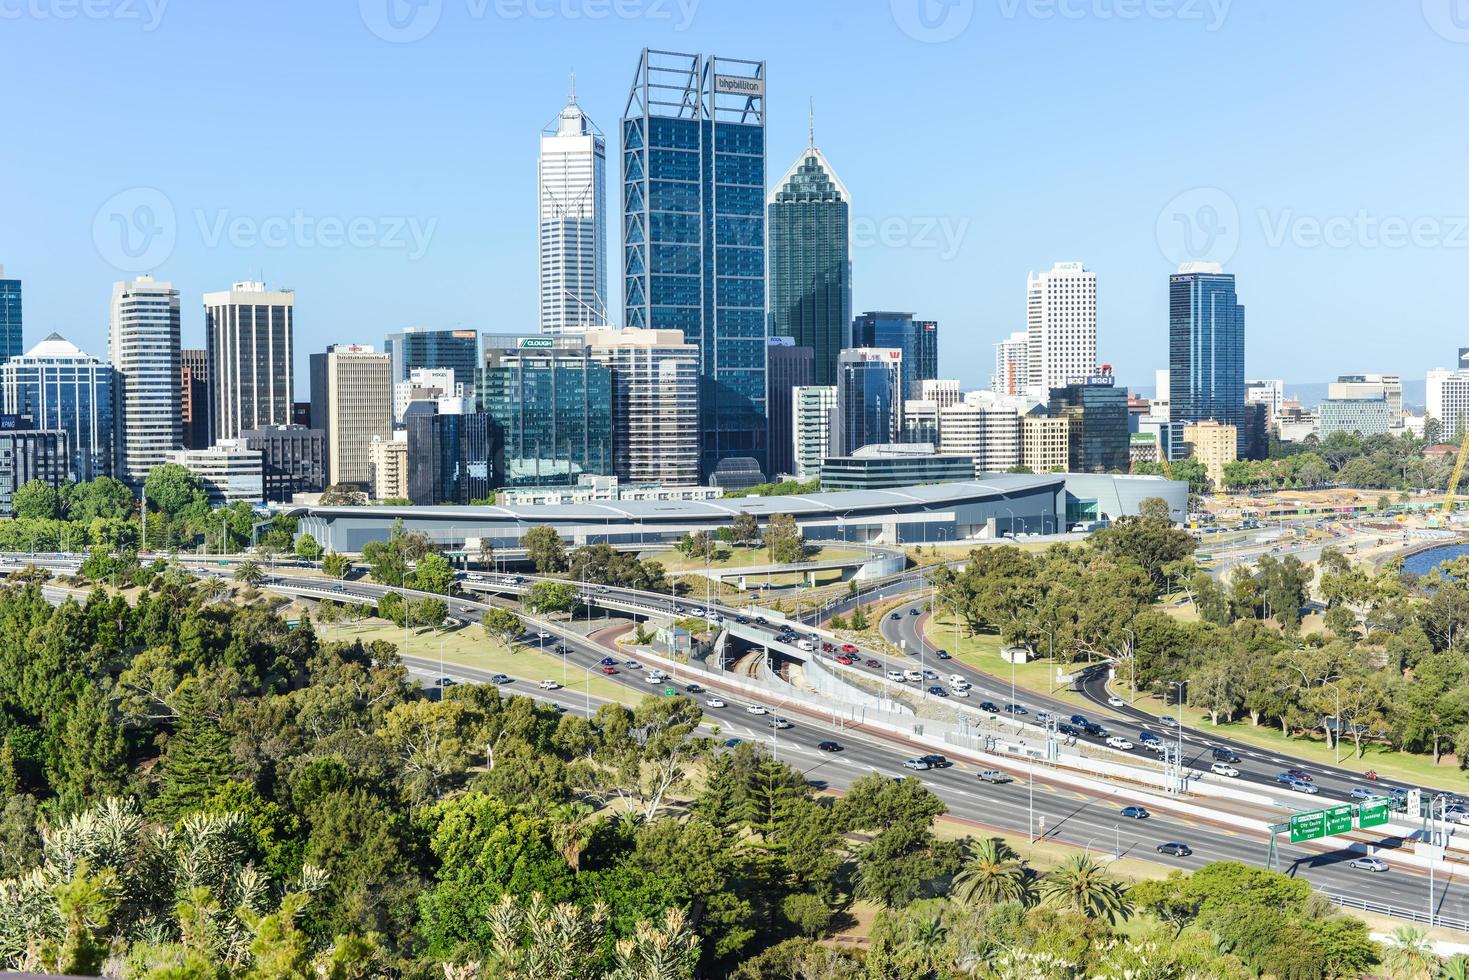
[
  {"x1": 109, "y1": 275, "x2": 182, "y2": 485},
  {"x1": 204, "y1": 280, "x2": 295, "y2": 443},
  {"x1": 993, "y1": 330, "x2": 1029, "y2": 396},
  {"x1": 1428, "y1": 367, "x2": 1469, "y2": 442},
  {"x1": 538, "y1": 81, "x2": 607, "y2": 334},
  {"x1": 1026, "y1": 262, "x2": 1097, "y2": 397}
]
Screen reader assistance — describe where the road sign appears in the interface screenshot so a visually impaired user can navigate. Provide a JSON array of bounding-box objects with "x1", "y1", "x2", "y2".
[
  {"x1": 1325, "y1": 804, "x2": 1353, "y2": 836},
  {"x1": 1290, "y1": 809, "x2": 1327, "y2": 843},
  {"x1": 1359, "y1": 798, "x2": 1390, "y2": 829}
]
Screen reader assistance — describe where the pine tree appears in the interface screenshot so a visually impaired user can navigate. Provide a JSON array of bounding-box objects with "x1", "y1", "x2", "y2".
[
  {"x1": 51, "y1": 684, "x2": 128, "y2": 812},
  {"x1": 155, "y1": 678, "x2": 234, "y2": 822}
]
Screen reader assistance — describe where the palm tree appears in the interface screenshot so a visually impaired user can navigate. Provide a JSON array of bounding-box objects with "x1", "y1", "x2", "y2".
[
  {"x1": 1039, "y1": 854, "x2": 1131, "y2": 924},
  {"x1": 1440, "y1": 953, "x2": 1469, "y2": 980},
  {"x1": 1382, "y1": 926, "x2": 1437, "y2": 980},
  {"x1": 951, "y1": 837, "x2": 1033, "y2": 908},
  {"x1": 232, "y1": 559, "x2": 263, "y2": 586}
]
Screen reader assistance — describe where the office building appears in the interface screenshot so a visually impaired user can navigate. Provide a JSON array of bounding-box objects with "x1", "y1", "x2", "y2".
[
  {"x1": 539, "y1": 84, "x2": 608, "y2": 333},
  {"x1": 764, "y1": 338, "x2": 814, "y2": 478},
  {"x1": 173, "y1": 440, "x2": 264, "y2": 505},
  {"x1": 204, "y1": 281, "x2": 295, "y2": 443},
  {"x1": 0, "y1": 420, "x2": 68, "y2": 517},
  {"x1": 0, "y1": 267, "x2": 20, "y2": 367},
  {"x1": 1330, "y1": 375, "x2": 1403, "y2": 429},
  {"x1": 623, "y1": 49, "x2": 768, "y2": 478},
  {"x1": 586, "y1": 328, "x2": 701, "y2": 486},
  {"x1": 1022, "y1": 415, "x2": 1070, "y2": 474},
  {"x1": 993, "y1": 331, "x2": 1028, "y2": 397},
  {"x1": 1319, "y1": 397, "x2": 1391, "y2": 438},
  {"x1": 1027, "y1": 262, "x2": 1097, "y2": 397},
  {"x1": 180, "y1": 348, "x2": 209, "y2": 449},
  {"x1": 819, "y1": 444, "x2": 975, "y2": 491},
  {"x1": 903, "y1": 400, "x2": 940, "y2": 445},
  {"x1": 1130, "y1": 432, "x2": 1161, "y2": 467},
  {"x1": 479, "y1": 335, "x2": 613, "y2": 488},
  {"x1": 792, "y1": 385, "x2": 836, "y2": 480},
  {"x1": 368, "y1": 434, "x2": 409, "y2": 501},
  {"x1": 1, "y1": 334, "x2": 114, "y2": 481},
  {"x1": 919, "y1": 379, "x2": 962, "y2": 410},
  {"x1": 109, "y1": 275, "x2": 182, "y2": 486},
  {"x1": 500, "y1": 475, "x2": 724, "y2": 507},
  {"x1": 938, "y1": 401, "x2": 1022, "y2": 474},
  {"x1": 1048, "y1": 376, "x2": 1128, "y2": 473},
  {"x1": 1150, "y1": 369, "x2": 1171, "y2": 423},
  {"x1": 394, "y1": 367, "x2": 461, "y2": 424},
  {"x1": 402, "y1": 400, "x2": 495, "y2": 506},
  {"x1": 292, "y1": 402, "x2": 311, "y2": 427},
  {"x1": 1242, "y1": 402, "x2": 1269, "y2": 461},
  {"x1": 1182, "y1": 420, "x2": 1237, "y2": 490},
  {"x1": 831, "y1": 349, "x2": 903, "y2": 457},
  {"x1": 384, "y1": 327, "x2": 479, "y2": 389},
  {"x1": 1245, "y1": 379, "x2": 1285, "y2": 421},
  {"x1": 1428, "y1": 367, "x2": 1469, "y2": 442},
  {"x1": 308, "y1": 345, "x2": 392, "y2": 489},
  {"x1": 241, "y1": 425, "x2": 326, "y2": 503},
  {"x1": 1169, "y1": 263, "x2": 1245, "y2": 450},
  {"x1": 852, "y1": 312, "x2": 938, "y2": 398},
  {"x1": 768, "y1": 139, "x2": 851, "y2": 386}
]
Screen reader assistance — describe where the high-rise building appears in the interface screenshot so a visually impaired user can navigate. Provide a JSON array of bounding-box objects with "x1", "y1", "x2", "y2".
[
  {"x1": 308, "y1": 345, "x2": 392, "y2": 489},
  {"x1": 768, "y1": 139, "x2": 850, "y2": 386},
  {"x1": 1151, "y1": 369, "x2": 1172, "y2": 423},
  {"x1": 394, "y1": 367, "x2": 461, "y2": 424},
  {"x1": 1026, "y1": 262, "x2": 1097, "y2": 397},
  {"x1": 792, "y1": 385, "x2": 836, "y2": 480},
  {"x1": 1048, "y1": 376, "x2": 1128, "y2": 473},
  {"x1": 852, "y1": 312, "x2": 938, "y2": 398},
  {"x1": 918, "y1": 379, "x2": 963, "y2": 410},
  {"x1": 586, "y1": 328, "x2": 701, "y2": 487},
  {"x1": 1168, "y1": 263, "x2": 1245, "y2": 451},
  {"x1": 205, "y1": 281, "x2": 295, "y2": 443},
  {"x1": 1, "y1": 334, "x2": 115, "y2": 481},
  {"x1": 180, "y1": 348, "x2": 209, "y2": 449},
  {"x1": 623, "y1": 49, "x2": 768, "y2": 478},
  {"x1": 993, "y1": 331, "x2": 1028, "y2": 397},
  {"x1": 1245, "y1": 379, "x2": 1285, "y2": 421},
  {"x1": 479, "y1": 335, "x2": 613, "y2": 488},
  {"x1": 1182, "y1": 420, "x2": 1238, "y2": 490},
  {"x1": 1242, "y1": 402, "x2": 1269, "y2": 461},
  {"x1": 831, "y1": 348, "x2": 902, "y2": 457},
  {"x1": 764, "y1": 338, "x2": 814, "y2": 479},
  {"x1": 384, "y1": 327, "x2": 479, "y2": 389},
  {"x1": 402, "y1": 400, "x2": 495, "y2": 505},
  {"x1": 173, "y1": 440, "x2": 264, "y2": 505},
  {"x1": 0, "y1": 267, "x2": 21, "y2": 367},
  {"x1": 109, "y1": 275, "x2": 181, "y2": 486},
  {"x1": 241, "y1": 425, "x2": 326, "y2": 503},
  {"x1": 1022, "y1": 415, "x2": 1069, "y2": 474},
  {"x1": 937, "y1": 401, "x2": 1022, "y2": 474},
  {"x1": 1428, "y1": 366, "x2": 1469, "y2": 441},
  {"x1": 368, "y1": 434, "x2": 409, "y2": 501},
  {"x1": 903, "y1": 400, "x2": 940, "y2": 445},
  {"x1": 0, "y1": 421, "x2": 69, "y2": 516},
  {"x1": 539, "y1": 83, "x2": 608, "y2": 334}
]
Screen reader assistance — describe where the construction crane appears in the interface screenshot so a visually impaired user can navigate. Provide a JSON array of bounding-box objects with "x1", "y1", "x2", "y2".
[{"x1": 1443, "y1": 413, "x2": 1469, "y2": 518}]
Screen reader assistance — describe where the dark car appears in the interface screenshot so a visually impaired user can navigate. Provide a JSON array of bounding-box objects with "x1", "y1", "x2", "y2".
[
  {"x1": 865, "y1": 658, "x2": 882, "y2": 668},
  {"x1": 685, "y1": 683, "x2": 704, "y2": 693},
  {"x1": 599, "y1": 657, "x2": 617, "y2": 667},
  {"x1": 1285, "y1": 769, "x2": 1313, "y2": 783},
  {"x1": 979, "y1": 701, "x2": 1002, "y2": 713},
  {"x1": 1070, "y1": 714, "x2": 1089, "y2": 726},
  {"x1": 1139, "y1": 731, "x2": 1162, "y2": 745},
  {"x1": 554, "y1": 644, "x2": 570, "y2": 654},
  {"x1": 754, "y1": 616, "x2": 767, "y2": 625},
  {"x1": 817, "y1": 740, "x2": 843, "y2": 752},
  {"x1": 1058, "y1": 724, "x2": 1080, "y2": 737},
  {"x1": 889, "y1": 613, "x2": 901, "y2": 621},
  {"x1": 908, "y1": 607, "x2": 920, "y2": 616},
  {"x1": 927, "y1": 686, "x2": 949, "y2": 697},
  {"x1": 1082, "y1": 722, "x2": 1107, "y2": 737},
  {"x1": 1121, "y1": 806, "x2": 1150, "y2": 819},
  {"x1": 1156, "y1": 842, "x2": 1192, "y2": 857},
  {"x1": 935, "y1": 650, "x2": 951, "y2": 660},
  {"x1": 919, "y1": 754, "x2": 952, "y2": 769},
  {"x1": 1004, "y1": 704, "x2": 1028, "y2": 715},
  {"x1": 822, "y1": 642, "x2": 836, "y2": 652},
  {"x1": 1211, "y1": 747, "x2": 1240, "y2": 763}
]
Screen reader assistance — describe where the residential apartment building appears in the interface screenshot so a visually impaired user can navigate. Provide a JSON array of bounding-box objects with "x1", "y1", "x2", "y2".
[
  {"x1": 308, "y1": 345, "x2": 392, "y2": 489},
  {"x1": 586, "y1": 328, "x2": 701, "y2": 486},
  {"x1": 793, "y1": 385, "x2": 837, "y2": 480},
  {"x1": 1182, "y1": 420, "x2": 1238, "y2": 490},
  {"x1": 993, "y1": 331, "x2": 1029, "y2": 397},
  {"x1": 937, "y1": 401, "x2": 1022, "y2": 474},
  {"x1": 368, "y1": 434, "x2": 409, "y2": 501},
  {"x1": 174, "y1": 440, "x2": 264, "y2": 505},
  {"x1": 109, "y1": 275, "x2": 181, "y2": 486}
]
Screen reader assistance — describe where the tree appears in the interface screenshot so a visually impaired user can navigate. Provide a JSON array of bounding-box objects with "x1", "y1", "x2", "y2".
[
  {"x1": 408, "y1": 552, "x2": 456, "y2": 595},
  {"x1": 294, "y1": 533, "x2": 323, "y2": 562},
  {"x1": 1039, "y1": 854, "x2": 1131, "y2": 923},
  {"x1": 523, "y1": 525, "x2": 567, "y2": 574},
  {"x1": 763, "y1": 513, "x2": 806, "y2": 565},
  {"x1": 144, "y1": 463, "x2": 206, "y2": 516},
  {"x1": 155, "y1": 678, "x2": 236, "y2": 821},
  {"x1": 482, "y1": 607, "x2": 525, "y2": 650},
  {"x1": 62, "y1": 477, "x2": 134, "y2": 522},
  {"x1": 731, "y1": 512, "x2": 760, "y2": 546},
  {"x1": 1382, "y1": 926, "x2": 1437, "y2": 980},
  {"x1": 322, "y1": 552, "x2": 352, "y2": 579},
  {"x1": 1089, "y1": 498, "x2": 1194, "y2": 594},
  {"x1": 526, "y1": 580, "x2": 577, "y2": 616},
  {"x1": 233, "y1": 560, "x2": 264, "y2": 586},
  {"x1": 410, "y1": 597, "x2": 449, "y2": 631},
  {"x1": 13, "y1": 480, "x2": 61, "y2": 520},
  {"x1": 361, "y1": 540, "x2": 407, "y2": 587},
  {"x1": 950, "y1": 837, "x2": 1032, "y2": 908}
]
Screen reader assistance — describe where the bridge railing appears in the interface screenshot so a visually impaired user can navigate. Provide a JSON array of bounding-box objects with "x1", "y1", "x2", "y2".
[{"x1": 1322, "y1": 892, "x2": 1469, "y2": 933}]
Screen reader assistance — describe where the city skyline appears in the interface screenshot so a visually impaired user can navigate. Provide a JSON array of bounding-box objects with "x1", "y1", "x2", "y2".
[{"x1": 4, "y1": 3, "x2": 1466, "y2": 394}]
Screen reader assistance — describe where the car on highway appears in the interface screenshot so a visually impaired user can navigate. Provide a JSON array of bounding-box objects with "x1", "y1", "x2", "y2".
[
  {"x1": 754, "y1": 616, "x2": 767, "y2": 625},
  {"x1": 902, "y1": 759, "x2": 932, "y2": 771},
  {"x1": 1082, "y1": 722, "x2": 1107, "y2": 737},
  {"x1": 835, "y1": 655, "x2": 854, "y2": 666},
  {"x1": 977, "y1": 769, "x2": 1013, "y2": 784},
  {"x1": 864, "y1": 659, "x2": 882, "y2": 668},
  {"x1": 935, "y1": 650, "x2": 952, "y2": 660},
  {"x1": 705, "y1": 697, "x2": 726, "y2": 708},
  {"x1": 1107, "y1": 695, "x2": 1126, "y2": 707},
  {"x1": 600, "y1": 666, "x2": 619, "y2": 675},
  {"x1": 952, "y1": 687, "x2": 971, "y2": 698},
  {"x1": 1035, "y1": 710, "x2": 1052, "y2": 722},
  {"x1": 539, "y1": 680, "x2": 561, "y2": 690},
  {"x1": 1070, "y1": 714, "x2": 1089, "y2": 726},
  {"x1": 1158, "y1": 716, "x2": 1179, "y2": 728},
  {"x1": 625, "y1": 661, "x2": 643, "y2": 671},
  {"x1": 908, "y1": 607, "x2": 920, "y2": 615},
  {"x1": 554, "y1": 645, "x2": 570, "y2": 654},
  {"x1": 980, "y1": 701, "x2": 1002, "y2": 713},
  {"x1": 1156, "y1": 842, "x2": 1193, "y2": 857},
  {"x1": 1349, "y1": 857, "x2": 1389, "y2": 873},
  {"x1": 1278, "y1": 776, "x2": 1318, "y2": 795},
  {"x1": 1211, "y1": 748, "x2": 1241, "y2": 763},
  {"x1": 1349, "y1": 787, "x2": 1382, "y2": 801},
  {"x1": 822, "y1": 642, "x2": 836, "y2": 652},
  {"x1": 1003, "y1": 704, "x2": 1028, "y2": 715},
  {"x1": 437, "y1": 677, "x2": 456, "y2": 687},
  {"x1": 889, "y1": 613, "x2": 901, "y2": 621},
  {"x1": 903, "y1": 669, "x2": 923, "y2": 682},
  {"x1": 746, "y1": 705, "x2": 769, "y2": 715},
  {"x1": 491, "y1": 674, "x2": 511, "y2": 685},
  {"x1": 947, "y1": 672, "x2": 966, "y2": 684},
  {"x1": 600, "y1": 657, "x2": 618, "y2": 667},
  {"x1": 1106, "y1": 737, "x2": 1134, "y2": 750},
  {"x1": 817, "y1": 740, "x2": 843, "y2": 752},
  {"x1": 1210, "y1": 763, "x2": 1240, "y2": 777},
  {"x1": 1121, "y1": 806, "x2": 1149, "y2": 819},
  {"x1": 537, "y1": 630, "x2": 552, "y2": 640},
  {"x1": 842, "y1": 643, "x2": 859, "y2": 654},
  {"x1": 1138, "y1": 731, "x2": 1162, "y2": 745},
  {"x1": 886, "y1": 670, "x2": 905, "y2": 682},
  {"x1": 769, "y1": 718, "x2": 792, "y2": 730},
  {"x1": 685, "y1": 683, "x2": 704, "y2": 693},
  {"x1": 919, "y1": 754, "x2": 952, "y2": 768},
  {"x1": 927, "y1": 686, "x2": 949, "y2": 697},
  {"x1": 644, "y1": 673, "x2": 664, "y2": 684},
  {"x1": 922, "y1": 669, "x2": 939, "y2": 680},
  {"x1": 1283, "y1": 768, "x2": 1312, "y2": 783}
]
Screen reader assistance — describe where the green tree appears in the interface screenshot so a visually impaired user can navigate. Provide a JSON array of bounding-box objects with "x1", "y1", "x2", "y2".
[
  {"x1": 950, "y1": 837, "x2": 1033, "y2": 908},
  {"x1": 13, "y1": 480, "x2": 61, "y2": 520},
  {"x1": 145, "y1": 463, "x2": 206, "y2": 516},
  {"x1": 322, "y1": 551, "x2": 352, "y2": 579},
  {"x1": 523, "y1": 525, "x2": 568, "y2": 574},
  {"x1": 408, "y1": 552, "x2": 456, "y2": 594},
  {"x1": 1039, "y1": 854, "x2": 1131, "y2": 923},
  {"x1": 361, "y1": 539, "x2": 407, "y2": 587},
  {"x1": 482, "y1": 607, "x2": 525, "y2": 649},
  {"x1": 233, "y1": 560, "x2": 264, "y2": 586},
  {"x1": 50, "y1": 683, "x2": 129, "y2": 812},
  {"x1": 294, "y1": 533, "x2": 323, "y2": 562},
  {"x1": 155, "y1": 678, "x2": 236, "y2": 821},
  {"x1": 763, "y1": 513, "x2": 806, "y2": 565},
  {"x1": 62, "y1": 477, "x2": 135, "y2": 522},
  {"x1": 731, "y1": 511, "x2": 760, "y2": 546},
  {"x1": 526, "y1": 580, "x2": 577, "y2": 616}
]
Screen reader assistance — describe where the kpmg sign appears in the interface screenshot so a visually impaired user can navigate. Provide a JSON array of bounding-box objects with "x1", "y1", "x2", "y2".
[
  {"x1": 1064, "y1": 375, "x2": 1116, "y2": 387},
  {"x1": 713, "y1": 74, "x2": 765, "y2": 97}
]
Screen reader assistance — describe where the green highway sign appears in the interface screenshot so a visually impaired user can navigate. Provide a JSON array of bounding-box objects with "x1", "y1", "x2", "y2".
[
  {"x1": 1359, "y1": 799, "x2": 1391, "y2": 829},
  {"x1": 1325, "y1": 804, "x2": 1353, "y2": 836},
  {"x1": 1290, "y1": 809, "x2": 1326, "y2": 843}
]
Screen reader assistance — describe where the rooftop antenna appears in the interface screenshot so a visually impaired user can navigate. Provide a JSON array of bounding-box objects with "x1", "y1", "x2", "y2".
[
  {"x1": 569, "y1": 69, "x2": 576, "y2": 104},
  {"x1": 808, "y1": 97, "x2": 815, "y2": 147}
]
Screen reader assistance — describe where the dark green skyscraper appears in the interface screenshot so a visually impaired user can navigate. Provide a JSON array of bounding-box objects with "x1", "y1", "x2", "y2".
[{"x1": 768, "y1": 141, "x2": 850, "y2": 387}]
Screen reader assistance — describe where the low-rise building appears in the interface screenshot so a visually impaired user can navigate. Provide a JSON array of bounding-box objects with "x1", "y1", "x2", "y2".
[
  {"x1": 175, "y1": 440, "x2": 264, "y2": 505},
  {"x1": 368, "y1": 433, "x2": 408, "y2": 501},
  {"x1": 241, "y1": 425, "x2": 326, "y2": 503},
  {"x1": 1182, "y1": 420, "x2": 1237, "y2": 490},
  {"x1": 0, "y1": 421, "x2": 69, "y2": 516},
  {"x1": 1022, "y1": 414, "x2": 1069, "y2": 474},
  {"x1": 1318, "y1": 396, "x2": 1391, "y2": 438},
  {"x1": 820, "y1": 444, "x2": 980, "y2": 490}
]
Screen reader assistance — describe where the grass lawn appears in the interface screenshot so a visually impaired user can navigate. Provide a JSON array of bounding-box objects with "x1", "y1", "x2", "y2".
[
  {"x1": 652, "y1": 544, "x2": 866, "y2": 573},
  {"x1": 921, "y1": 610, "x2": 1095, "y2": 710},
  {"x1": 904, "y1": 540, "x2": 1055, "y2": 567},
  {"x1": 317, "y1": 620, "x2": 638, "y2": 704}
]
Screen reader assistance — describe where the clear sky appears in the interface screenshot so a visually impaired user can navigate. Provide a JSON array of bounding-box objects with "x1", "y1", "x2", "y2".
[{"x1": 3, "y1": 0, "x2": 1467, "y2": 394}]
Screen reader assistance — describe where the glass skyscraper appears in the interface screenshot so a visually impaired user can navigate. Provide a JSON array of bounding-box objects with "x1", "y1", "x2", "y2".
[
  {"x1": 1, "y1": 333, "x2": 115, "y2": 481},
  {"x1": 1168, "y1": 263, "x2": 1245, "y2": 451},
  {"x1": 832, "y1": 348, "x2": 903, "y2": 457},
  {"x1": 385, "y1": 327, "x2": 480, "y2": 389},
  {"x1": 852, "y1": 312, "x2": 938, "y2": 398},
  {"x1": 622, "y1": 49, "x2": 767, "y2": 479},
  {"x1": 768, "y1": 144, "x2": 850, "y2": 387},
  {"x1": 0, "y1": 267, "x2": 20, "y2": 367}
]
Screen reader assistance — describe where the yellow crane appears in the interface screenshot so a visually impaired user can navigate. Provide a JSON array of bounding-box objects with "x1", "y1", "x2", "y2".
[{"x1": 1443, "y1": 414, "x2": 1469, "y2": 518}]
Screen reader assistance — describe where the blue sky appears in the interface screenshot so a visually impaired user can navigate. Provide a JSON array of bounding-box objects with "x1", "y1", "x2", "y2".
[{"x1": 3, "y1": 0, "x2": 1468, "y2": 395}]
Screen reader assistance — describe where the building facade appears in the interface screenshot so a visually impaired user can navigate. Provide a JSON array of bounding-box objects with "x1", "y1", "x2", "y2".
[
  {"x1": 402, "y1": 401, "x2": 495, "y2": 506},
  {"x1": 1330, "y1": 375, "x2": 1402, "y2": 429},
  {"x1": 109, "y1": 275, "x2": 181, "y2": 486},
  {"x1": 764, "y1": 337, "x2": 814, "y2": 478},
  {"x1": 768, "y1": 143, "x2": 850, "y2": 386},
  {"x1": 1318, "y1": 397, "x2": 1391, "y2": 438},
  {"x1": 174, "y1": 440, "x2": 264, "y2": 505},
  {"x1": 1168, "y1": 263, "x2": 1245, "y2": 450},
  {"x1": 852, "y1": 312, "x2": 937, "y2": 398},
  {"x1": 792, "y1": 385, "x2": 836, "y2": 480},
  {"x1": 241, "y1": 425, "x2": 326, "y2": 503},
  {"x1": 586, "y1": 328, "x2": 701, "y2": 486},
  {"x1": 540, "y1": 87, "x2": 608, "y2": 333},
  {"x1": 308, "y1": 345, "x2": 392, "y2": 489},
  {"x1": 1027, "y1": 262, "x2": 1097, "y2": 397},
  {"x1": 1428, "y1": 367, "x2": 1469, "y2": 442},
  {"x1": 368, "y1": 434, "x2": 409, "y2": 501},
  {"x1": 204, "y1": 281, "x2": 295, "y2": 443},
  {"x1": 832, "y1": 348, "x2": 902, "y2": 457},
  {"x1": 819, "y1": 447, "x2": 976, "y2": 491},
  {"x1": 0, "y1": 267, "x2": 20, "y2": 367},
  {"x1": 1022, "y1": 415, "x2": 1070, "y2": 474},
  {"x1": 384, "y1": 327, "x2": 479, "y2": 390},
  {"x1": 1048, "y1": 379, "x2": 1128, "y2": 474},
  {"x1": 180, "y1": 348, "x2": 209, "y2": 450},
  {"x1": 937, "y1": 402, "x2": 1022, "y2": 474},
  {"x1": 622, "y1": 49, "x2": 768, "y2": 478},
  {"x1": 993, "y1": 331, "x2": 1028, "y2": 397},
  {"x1": 1182, "y1": 420, "x2": 1238, "y2": 489},
  {"x1": 0, "y1": 422, "x2": 68, "y2": 517},
  {"x1": 1, "y1": 334, "x2": 114, "y2": 481}
]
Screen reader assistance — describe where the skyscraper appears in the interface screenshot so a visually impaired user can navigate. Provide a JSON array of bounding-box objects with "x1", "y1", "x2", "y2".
[
  {"x1": 308, "y1": 345, "x2": 392, "y2": 489},
  {"x1": 1, "y1": 334, "x2": 114, "y2": 481},
  {"x1": 1048, "y1": 376, "x2": 1129, "y2": 473},
  {"x1": 768, "y1": 136, "x2": 850, "y2": 386},
  {"x1": 623, "y1": 49, "x2": 768, "y2": 479},
  {"x1": 586, "y1": 328, "x2": 701, "y2": 487},
  {"x1": 764, "y1": 337, "x2": 813, "y2": 478},
  {"x1": 852, "y1": 312, "x2": 938, "y2": 398},
  {"x1": 831, "y1": 348, "x2": 902, "y2": 457},
  {"x1": 0, "y1": 267, "x2": 21, "y2": 367},
  {"x1": 384, "y1": 327, "x2": 480, "y2": 389},
  {"x1": 1168, "y1": 262, "x2": 1245, "y2": 451},
  {"x1": 204, "y1": 281, "x2": 295, "y2": 443},
  {"x1": 993, "y1": 331, "x2": 1028, "y2": 397},
  {"x1": 1026, "y1": 262, "x2": 1097, "y2": 397},
  {"x1": 540, "y1": 82, "x2": 608, "y2": 334},
  {"x1": 180, "y1": 348, "x2": 209, "y2": 449},
  {"x1": 109, "y1": 275, "x2": 181, "y2": 486},
  {"x1": 792, "y1": 385, "x2": 836, "y2": 480}
]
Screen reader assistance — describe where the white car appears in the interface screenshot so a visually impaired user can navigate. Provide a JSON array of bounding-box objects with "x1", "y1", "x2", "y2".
[
  {"x1": 745, "y1": 705, "x2": 769, "y2": 715},
  {"x1": 537, "y1": 631, "x2": 552, "y2": 640},
  {"x1": 952, "y1": 680, "x2": 972, "y2": 691},
  {"x1": 1107, "y1": 696, "x2": 1126, "y2": 707},
  {"x1": 1106, "y1": 736, "x2": 1134, "y2": 751},
  {"x1": 644, "y1": 673, "x2": 664, "y2": 684},
  {"x1": 1210, "y1": 762, "x2": 1240, "y2": 777},
  {"x1": 886, "y1": 670, "x2": 905, "y2": 682},
  {"x1": 948, "y1": 673, "x2": 966, "y2": 684},
  {"x1": 705, "y1": 697, "x2": 726, "y2": 708},
  {"x1": 952, "y1": 688, "x2": 971, "y2": 698},
  {"x1": 538, "y1": 679, "x2": 561, "y2": 690}
]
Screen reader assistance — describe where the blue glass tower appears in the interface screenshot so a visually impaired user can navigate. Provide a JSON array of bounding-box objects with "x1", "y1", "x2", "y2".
[
  {"x1": 0, "y1": 269, "x2": 20, "y2": 366},
  {"x1": 852, "y1": 312, "x2": 938, "y2": 399},
  {"x1": 1168, "y1": 263, "x2": 1245, "y2": 451},
  {"x1": 623, "y1": 49, "x2": 767, "y2": 480}
]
